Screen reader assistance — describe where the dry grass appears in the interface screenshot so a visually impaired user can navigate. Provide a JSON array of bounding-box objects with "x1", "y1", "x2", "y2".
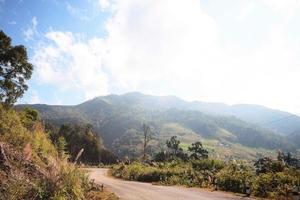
[{"x1": 87, "y1": 189, "x2": 119, "y2": 200}]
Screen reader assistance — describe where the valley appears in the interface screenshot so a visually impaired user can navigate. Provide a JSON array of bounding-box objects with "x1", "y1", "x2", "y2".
[{"x1": 18, "y1": 92, "x2": 300, "y2": 160}]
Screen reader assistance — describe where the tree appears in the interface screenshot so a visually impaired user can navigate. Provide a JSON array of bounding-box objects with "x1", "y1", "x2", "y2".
[
  {"x1": 53, "y1": 123, "x2": 108, "y2": 165},
  {"x1": 100, "y1": 148, "x2": 117, "y2": 164},
  {"x1": 57, "y1": 136, "x2": 67, "y2": 158},
  {"x1": 166, "y1": 136, "x2": 180, "y2": 156},
  {"x1": 188, "y1": 141, "x2": 208, "y2": 160},
  {"x1": 0, "y1": 30, "x2": 33, "y2": 106},
  {"x1": 142, "y1": 124, "x2": 154, "y2": 161},
  {"x1": 282, "y1": 152, "x2": 300, "y2": 169},
  {"x1": 166, "y1": 136, "x2": 187, "y2": 160},
  {"x1": 254, "y1": 157, "x2": 284, "y2": 174},
  {"x1": 154, "y1": 151, "x2": 168, "y2": 162},
  {"x1": 20, "y1": 107, "x2": 40, "y2": 130}
]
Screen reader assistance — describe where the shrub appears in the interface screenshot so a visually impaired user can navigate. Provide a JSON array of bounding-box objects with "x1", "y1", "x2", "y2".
[
  {"x1": 252, "y1": 169, "x2": 300, "y2": 198},
  {"x1": 191, "y1": 159, "x2": 224, "y2": 172},
  {"x1": 216, "y1": 162, "x2": 253, "y2": 193},
  {"x1": 0, "y1": 105, "x2": 31, "y2": 148}
]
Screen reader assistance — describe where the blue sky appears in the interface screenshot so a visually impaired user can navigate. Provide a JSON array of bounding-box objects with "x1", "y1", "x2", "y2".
[
  {"x1": 1, "y1": 0, "x2": 111, "y2": 104},
  {"x1": 1, "y1": 0, "x2": 300, "y2": 114}
]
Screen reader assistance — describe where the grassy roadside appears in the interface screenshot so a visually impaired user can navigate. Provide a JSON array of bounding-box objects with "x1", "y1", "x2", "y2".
[{"x1": 111, "y1": 160, "x2": 300, "y2": 199}]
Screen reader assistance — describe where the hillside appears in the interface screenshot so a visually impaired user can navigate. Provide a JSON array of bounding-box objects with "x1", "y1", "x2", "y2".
[
  {"x1": 188, "y1": 102, "x2": 300, "y2": 135},
  {"x1": 18, "y1": 92, "x2": 298, "y2": 160},
  {"x1": 288, "y1": 130, "x2": 300, "y2": 148},
  {"x1": 0, "y1": 105, "x2": 110, "y2": 199},
  {"x1": 95, "y1": 92, "x2": 300, "y2": 135}
]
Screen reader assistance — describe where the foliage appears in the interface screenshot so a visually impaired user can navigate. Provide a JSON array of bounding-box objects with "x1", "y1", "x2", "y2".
[
  {"x1": 191, "y1": 159, "x2": 224, "y2": 172},
  {"x1": 216, "y1": 162, "x2": 253, "y2": 193},
  {"x1": 254, "y1": 157, "x2": 285, "y2": 174},
  {"x1": 283, "y1": 152, "x2": 300, "y2": 169},
  {"x1": 0, "y1": 104, "x2": 31, "y2": 148},
  {"x1": 165, "y1": 136, "x2": 188, "y2": 161},
  {"x1": 57, "y1": 136, "x2": 67, "y2": 158},
  {"x1": 112, "y1": 129, "x2": 143, "y2": 159},
  {"x1": 0, "y1": 30, "x2": 33, "y2": 106},
  {"x1": 188, "y1": 141, "x2": 208, "y2": 160},
  {"x1": 48, "y1": 123, "x2": 117, "y2": 165},
  {"x1": 0, "y1": 106, "x2": 105, "y2": 199},
  {"x1": 19, "y1": 93, "x2": 297, "y2": 161},
  {"x1": 154, "y1": 151, "x2": 168, "y2": 162},
  {"x1": 112, "y1": 136, "x2": 300, "y2": 199},
  {"x1": 252, "y1": 168, "x2": 300, "y2": 198},
  {"x1": 112, "y1": 161, "x2": 192, "y2": 184},
  {"x1": 99, "y1": 148, "x2": 118, "y2": 164}
]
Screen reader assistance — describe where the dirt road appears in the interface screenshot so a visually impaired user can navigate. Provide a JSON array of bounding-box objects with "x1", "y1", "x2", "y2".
[{"x1": 87, "y1": 168, "x2": 251, "y2": 200}]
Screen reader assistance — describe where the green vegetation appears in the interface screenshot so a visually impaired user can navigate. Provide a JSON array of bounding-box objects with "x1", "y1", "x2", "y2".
[
  {"x1": 46, "y1": 123, "x2": 117, "y2": 165},
  {"x1": 20, "y1": 93, "x2": 298, "y2": 161},
  {"x1": 0, "y1": 30, "x2": 33, "y2": 107},
  {"x1": 112, "y1": 136, "x2": 300, "y2": 199},
  {"x1": 0, "y1": 30, "x2": 117, "y2": 200},
  {"x1": 0, "y1": 105, "x2": 104, "y2": 199}
]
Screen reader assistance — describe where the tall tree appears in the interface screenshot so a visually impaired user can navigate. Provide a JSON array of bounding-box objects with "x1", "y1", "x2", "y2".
[
  {"x1": 166, "y1": 136, "x2": 188, "y2": 160},
  {"x1": 166, "y1": 136, "x2": 180, "y2": 156},
  {"x1": 142, "y1": 124, "x2": 153, "y2": 161},
  {"x1": 0, "y1": 30, "x2": 33, "y2": 106}
]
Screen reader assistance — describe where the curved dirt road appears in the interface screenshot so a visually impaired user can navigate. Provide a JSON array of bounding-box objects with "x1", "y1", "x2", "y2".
[{"x1": 88, "y1": 168, "x2": 251, "y2": 200}]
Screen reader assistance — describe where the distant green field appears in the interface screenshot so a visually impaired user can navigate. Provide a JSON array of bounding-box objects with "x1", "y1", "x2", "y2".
[{"x1": 159, "y1": 122, "x2": 276, "y2": 160}]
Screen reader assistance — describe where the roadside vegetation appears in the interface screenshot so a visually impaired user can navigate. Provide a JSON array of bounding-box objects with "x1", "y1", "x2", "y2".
[
  {"x1": 0, "y1": 104, "x2": 111, "y2": 199},
  {"x1": 112, "y1": 135, "x2": 300, "y2": 199},
  {"x1": 0, "y1": 30, "x2": 117, "y2": 200}
]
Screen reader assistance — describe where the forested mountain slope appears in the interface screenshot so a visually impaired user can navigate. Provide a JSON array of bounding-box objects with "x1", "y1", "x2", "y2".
[{"x1": 17, "y1": 93, "x2": 298, "y2": 159}]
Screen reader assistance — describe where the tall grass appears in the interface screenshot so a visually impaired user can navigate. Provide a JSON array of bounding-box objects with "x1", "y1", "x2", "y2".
[{"x1": 0, "y1": 106, "x2": 100, "y2": 200}]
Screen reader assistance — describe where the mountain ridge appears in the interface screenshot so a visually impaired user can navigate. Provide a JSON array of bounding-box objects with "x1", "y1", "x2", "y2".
[
  {"x1": 16, "y1": 92, "x2": 300, "y2": 159},
  {"x1": 82, "y1": 92, "x2": 300, "y2": 135}
]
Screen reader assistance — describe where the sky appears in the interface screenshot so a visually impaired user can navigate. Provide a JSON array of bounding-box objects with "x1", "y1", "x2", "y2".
[{"x1": 1, "y1": 0, "x2": 300, "y2": 114}]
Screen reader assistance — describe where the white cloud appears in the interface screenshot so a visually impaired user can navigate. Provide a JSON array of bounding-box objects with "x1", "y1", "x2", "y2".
[
  {"x1": 32, "y1": 0, "x2": 300, "y2": 113},
  {"x1": 32, "y1": 31, "x2": 109, "y2": 100},
  {"x1": 238, "y1": 1, "x2": 255, "y2": 20},
  {"x1": 103, "y1": 0, "x2": 218, "y2": 95},
  {"x1": 23, "y1": 16, "x2": 38, "y2": 41},
  {"x1": 98, "y1": 0, "x2": 111, "y2": 10},
  {"x1": 66, "y1": 2, "x2": 100, "y2": 21},
  {"x1": 30, "y1": 90, "x2": 41, "y2": 104},
  {"x1": 262, "y1": 0, "x2": 300, "y2": 18},
  {"x1": 66, "y1": 3, "x2": 91, "y2": 21},
  {"x1": 101, "y1": 0, "x2": 300, "y2": 113}
]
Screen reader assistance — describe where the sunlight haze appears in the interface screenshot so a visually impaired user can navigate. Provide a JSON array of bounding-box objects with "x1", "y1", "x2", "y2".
[{"x1": 1, "y1": 0, "x2": 300, "y2": 114}]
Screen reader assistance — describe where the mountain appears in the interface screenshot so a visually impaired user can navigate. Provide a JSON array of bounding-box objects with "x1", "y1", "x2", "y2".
[
  {"x1": 96, "y1": 92, "x2": 300, "y2": 135},
  {"x1": 288, "y1": 130, "x2": 300, "y2": 148},
  {"x1": 188, "y1": 102, "x2": 300, "y2": 135},
  {"x1": 17, "y1": 92, "x2": 299, "y2": 159}
]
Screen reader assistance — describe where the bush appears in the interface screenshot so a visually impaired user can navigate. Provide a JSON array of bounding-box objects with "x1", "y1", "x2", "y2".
[
  {"x1": 252, "y1": 169, "x2": 300, "y2": 198},
  {"x1": 215, "y1": 162, "x2": 253, "y2": 193},
  {"x1": 0, "y1": 105, "x2": 31, "y2": 148},
  {"x1": 191, "y1": 159, "x2": 224, "y2": 172}
]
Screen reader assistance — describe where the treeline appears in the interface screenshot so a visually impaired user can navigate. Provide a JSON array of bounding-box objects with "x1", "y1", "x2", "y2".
[
  {"x1": 112, "y1": 136, "x2": 300, "y2": 199},
  {"x1": 24, "y1": 97, "x2": 296, "y2": 157},
  {"x1": 46, "y1": 123, "x2": 117, "y2": 165}
]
